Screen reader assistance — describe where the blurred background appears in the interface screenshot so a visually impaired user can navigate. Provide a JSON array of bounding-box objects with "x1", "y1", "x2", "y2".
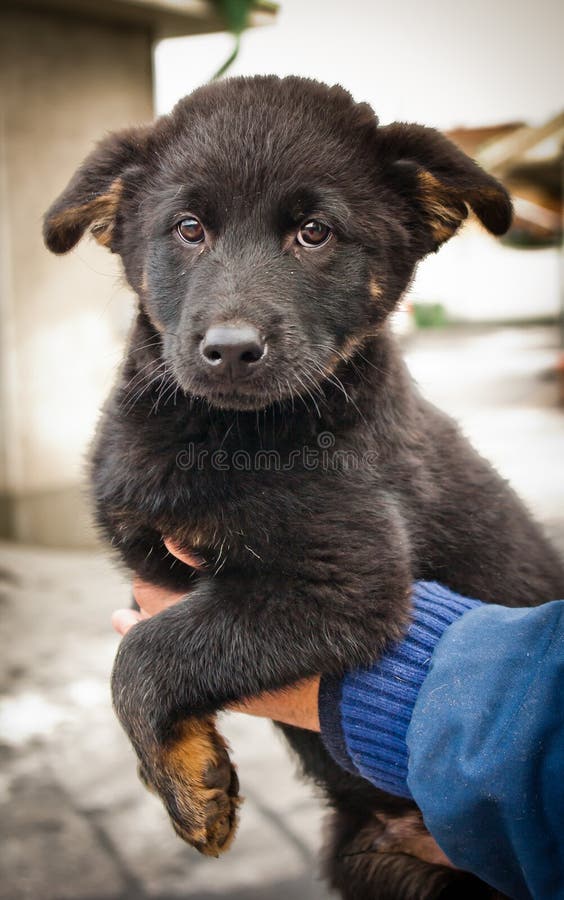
[{"x1": 0, "y1": 1, "x2": 562, "y2": 898}]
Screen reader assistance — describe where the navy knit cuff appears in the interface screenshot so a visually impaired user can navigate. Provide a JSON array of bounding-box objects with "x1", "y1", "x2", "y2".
[
  {"x1": 318, "y1": 581, "x2": 482, "y2": 798},
  {"x1": 318, "y1": 674, "x2": 359, "y2": 777}
]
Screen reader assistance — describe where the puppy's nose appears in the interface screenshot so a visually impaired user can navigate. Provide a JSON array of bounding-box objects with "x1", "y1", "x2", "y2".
[{"x1": 200, "y1": 324, "x2": 266, "y2": 380}]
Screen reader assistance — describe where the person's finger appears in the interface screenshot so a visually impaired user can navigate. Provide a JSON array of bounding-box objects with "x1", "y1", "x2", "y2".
[
  {"x1": 112, "y1": 608, "x2": 143, "y2": 636},
  {"x1": 164, "y1": 540, "x2": 206, "y2": 570},
  {"x1": 132, "y1": 576, "x2": 186, "y2": 615}
]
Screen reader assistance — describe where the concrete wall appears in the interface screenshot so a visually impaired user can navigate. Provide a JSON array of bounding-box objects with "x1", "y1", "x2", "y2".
[{"x1": 0, "y1": 8, "x2": 153, "y2": 546}]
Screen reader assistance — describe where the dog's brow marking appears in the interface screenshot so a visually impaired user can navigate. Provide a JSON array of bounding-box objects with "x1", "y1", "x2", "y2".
[{"x1": 369, "y1": 278, "x2": 383, "y2": 300}]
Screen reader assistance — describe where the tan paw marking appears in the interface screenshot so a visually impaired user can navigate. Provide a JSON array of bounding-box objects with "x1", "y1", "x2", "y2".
[{"x1": 141, "y1": 717, "x2": 240, "y2": 857}]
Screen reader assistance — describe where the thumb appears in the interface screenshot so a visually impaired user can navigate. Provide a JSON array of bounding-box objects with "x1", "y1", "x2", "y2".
[{"x1": 112, "y1": 608, "x2": 143, "y2": 637}]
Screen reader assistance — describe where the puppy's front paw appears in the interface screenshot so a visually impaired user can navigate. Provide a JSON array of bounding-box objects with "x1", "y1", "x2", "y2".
[{"x1": 140, "y1": 717, "x2": 240, "y2": 857}]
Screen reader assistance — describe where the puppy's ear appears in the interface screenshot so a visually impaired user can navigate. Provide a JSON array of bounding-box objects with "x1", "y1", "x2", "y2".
[
  {"x1": 43, "y1": 127, "x2": 147, "y2": 254},
  {"x1": 378, "y1": 123, "x2": 512, "y2": 251}
]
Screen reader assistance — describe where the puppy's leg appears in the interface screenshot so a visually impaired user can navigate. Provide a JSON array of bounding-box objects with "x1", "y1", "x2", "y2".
[
  {"x1": 112, "y1": 516, "x2": 411, "y2": 855},
  {"x1": 138, "y1": 715, "x2": 240, "y2": 856}
]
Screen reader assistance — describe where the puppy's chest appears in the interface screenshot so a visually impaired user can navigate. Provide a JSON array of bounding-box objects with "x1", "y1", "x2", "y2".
[
  {"x1": 102, "y1": 407, "x2": 326, "y2": 565},
  {"x1": 161, "y1": 467, "x2": 279, "y2": 568}
]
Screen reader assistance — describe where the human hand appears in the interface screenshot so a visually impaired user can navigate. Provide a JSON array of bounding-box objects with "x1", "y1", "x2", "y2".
[{"x1": 112, "y1": 541, "x2": 320, "y2": 732}]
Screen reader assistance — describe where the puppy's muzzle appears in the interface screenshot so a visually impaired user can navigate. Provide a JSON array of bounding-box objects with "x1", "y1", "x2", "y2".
[{"x1": 200, "y1": 323, "x2": 266, "y2": 383}]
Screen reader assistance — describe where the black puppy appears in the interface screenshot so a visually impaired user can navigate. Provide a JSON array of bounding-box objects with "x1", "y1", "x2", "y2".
[{"x1": 44, "y1": 76, "x2": 564, "y2": 899}]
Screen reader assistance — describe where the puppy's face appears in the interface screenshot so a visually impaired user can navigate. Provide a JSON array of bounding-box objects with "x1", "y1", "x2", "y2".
[{"x1": 44, "y1": 76, "x2": 511, "y2": 411}]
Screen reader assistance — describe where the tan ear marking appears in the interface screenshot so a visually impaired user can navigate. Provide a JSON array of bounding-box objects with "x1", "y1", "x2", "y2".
[
  {"x1": 48, "y1": 178, "x2": 123, "y2": 249},
  {"x1": 87, "y1": 178, "x2": 123, "y2": 247},
  {"x1": 416, "y1": 170, "x2": 467, "y2": 245}
]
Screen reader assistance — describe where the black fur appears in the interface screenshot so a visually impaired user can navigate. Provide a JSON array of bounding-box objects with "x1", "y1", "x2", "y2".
[{"x1": 44, "y1": 76, "x2": 564, "y2": 898}]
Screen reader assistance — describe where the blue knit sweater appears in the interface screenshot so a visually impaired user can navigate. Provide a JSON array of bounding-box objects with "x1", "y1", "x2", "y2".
[{"x1": 318, "y1": 582, "x2": 564, "y2": 900}]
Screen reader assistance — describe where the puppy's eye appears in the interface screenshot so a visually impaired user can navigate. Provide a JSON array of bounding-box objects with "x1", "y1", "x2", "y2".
[
  {"x1": 297, "y1": 220, "x2": 332, "y2": 248},
  {"x1": 176, "y1": 216, "x2": 205, "y2": 244}
]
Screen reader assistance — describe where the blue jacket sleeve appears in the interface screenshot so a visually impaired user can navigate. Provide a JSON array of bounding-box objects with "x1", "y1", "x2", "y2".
[{"x1": 318, "y1": 583, "x2": 564, "y2": 900}]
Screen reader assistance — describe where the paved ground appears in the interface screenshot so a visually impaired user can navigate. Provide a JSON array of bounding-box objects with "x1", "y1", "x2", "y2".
[{"x1": 1, "y1": 324, "x2": 563, "y2": 900}]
